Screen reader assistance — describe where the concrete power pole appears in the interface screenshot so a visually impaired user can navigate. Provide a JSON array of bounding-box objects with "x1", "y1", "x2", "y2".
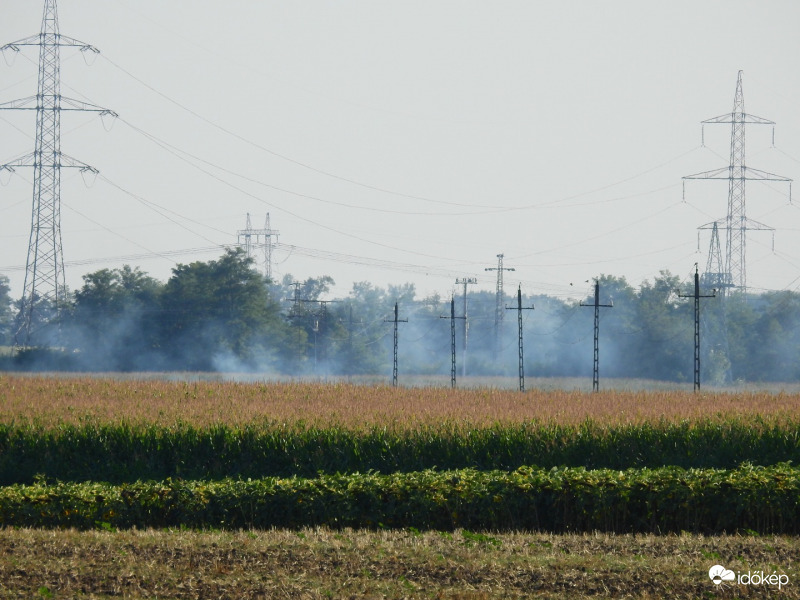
[
  {"x1": 679, "y1": 265, "x2": 716, "y2": 391},
  {"x1": 505, "y1": 285, "x2": 534, "y2": 392},
  {"x1": 384, "y1": 302, "x2": 407, "y2": 387},
  {"x1": 440, "y1": 297, "x2": 465, "y2": 389},
  {"x1": 581, "y1": 280, "x2": 613, "y2": 392}
]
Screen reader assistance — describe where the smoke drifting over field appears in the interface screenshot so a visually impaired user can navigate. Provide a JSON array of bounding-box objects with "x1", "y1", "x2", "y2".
[{"x1": 3, "y1": 252, "x2": 800, "y2": 386}]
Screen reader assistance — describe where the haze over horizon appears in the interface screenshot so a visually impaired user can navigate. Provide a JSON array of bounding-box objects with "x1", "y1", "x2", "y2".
[{"x1": 1, "y1": 0, "x2": 799, "y2": 303}]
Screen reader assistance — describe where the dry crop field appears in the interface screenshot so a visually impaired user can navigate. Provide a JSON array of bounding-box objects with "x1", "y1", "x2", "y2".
[
  {"x1": 1, "y1": 375, "x2": 799, "y2": 428},
  {"x1": 0, "y1": 375, "x2": 799, "y2": 598}
]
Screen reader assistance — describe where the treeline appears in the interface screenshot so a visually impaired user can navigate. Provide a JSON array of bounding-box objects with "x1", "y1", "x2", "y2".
[{"x1": 0, "y1": 248, "x2": 799, "y2": 382}]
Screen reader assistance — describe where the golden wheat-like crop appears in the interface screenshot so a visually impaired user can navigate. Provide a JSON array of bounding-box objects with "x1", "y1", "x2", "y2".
[{"x1": 1, "y1": 375, "x2": 799, "y2": 430}]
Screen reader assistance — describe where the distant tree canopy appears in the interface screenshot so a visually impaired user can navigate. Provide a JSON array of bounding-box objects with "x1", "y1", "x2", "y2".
[{"x1": 2, "y1": 253, "x2": 800, "y2": 383}]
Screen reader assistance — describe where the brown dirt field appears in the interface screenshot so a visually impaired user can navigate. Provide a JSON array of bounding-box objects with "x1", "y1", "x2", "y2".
[{"x1": 0, "y1": 527, "x2": 797, "y2": 599}]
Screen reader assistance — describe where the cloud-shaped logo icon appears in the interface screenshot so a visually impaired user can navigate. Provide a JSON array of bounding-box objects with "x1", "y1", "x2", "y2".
[{"x1": 709, "y1": 565, "x2": 735, "y2": 585}]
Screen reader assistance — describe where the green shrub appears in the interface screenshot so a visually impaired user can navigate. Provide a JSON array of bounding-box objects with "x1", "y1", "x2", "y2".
[{"x1": 0, "y1": 463, "x2": 797, "y2": 534}]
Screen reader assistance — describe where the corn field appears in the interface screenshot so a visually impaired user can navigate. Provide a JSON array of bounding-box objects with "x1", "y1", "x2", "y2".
[{"x1": 0, "y1": 375, "x2": 798, "y2": 533}]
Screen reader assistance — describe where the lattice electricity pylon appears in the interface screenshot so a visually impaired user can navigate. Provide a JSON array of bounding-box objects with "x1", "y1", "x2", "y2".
[
  {"x1": 237, "y1": 213, "x2": 279, "y2": 281},
  {"x1": 699, "y1": 221, "x2": 735, "y2": 292},
  {"x1": 485, "y1": 253, "x2": 514, "y2": 359},
  {"x1": 684, "y1": 71, "x2": 791, "y2": 297},
  {"x1": 0, "y1": 0, "x2": 115, "y2": 346}
]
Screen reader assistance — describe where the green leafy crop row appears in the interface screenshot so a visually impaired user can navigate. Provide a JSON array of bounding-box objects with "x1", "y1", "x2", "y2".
[
  {"x1": 0, "y1": 419, "x2": 798, "y2": 484},
  {"x1": 0, "y1": 463, "x2": 797, "y2": 534}
]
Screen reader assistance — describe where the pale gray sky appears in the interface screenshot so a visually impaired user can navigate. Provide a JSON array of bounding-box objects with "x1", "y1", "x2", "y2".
[{"x1": 1, "y1": 0, "x2": 799, "y2": 301}]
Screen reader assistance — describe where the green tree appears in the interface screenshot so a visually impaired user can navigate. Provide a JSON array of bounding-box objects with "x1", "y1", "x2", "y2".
[
  {"x1": 158, "y1": 248, "x2": 294, "y2": 371},
  {"x1": 740, "y1": 291, "x2": 800, "y2": 381},
  {"x1": 65, "y1": 266, "x2": 162, "y2": 370},
  {"x1": 634, "y1": 271, "x2": 692, "y2": 381}
]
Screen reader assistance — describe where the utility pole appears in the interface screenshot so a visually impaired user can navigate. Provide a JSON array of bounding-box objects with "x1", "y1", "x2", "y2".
[
  {"x1": 581, "y1": 280, "x2": 613, "y2": 392},
  {"x1": 285, "y1": 295, "x2": 339, "y2": 375},
  {"x1": 679, "y1": 265, "x2": 716, "y2": 391},
  {"x1": 685, "y1": 70, "x2": 791, "y2": 298},
  {"x1": 384, "y1": 302, "x2": 407, "y2": 387},
  {"x1": 505, "y1": 285, "x2": 534, "y2": 392},
  {"x1": 237, "y1": 213, "x2": 279, "y2": 280},
  {"x1": 0, "y1": 0, "x2": 116, "y2": 346},
  {"x1": 485, "y1": 253, "x2": 515, "y2": 360},
  {"x1": 454, "y1": 277, "x2": 477, "y2": 378},
  {"x1": 440, "y1": 297, "x2": 465, "y2": 389}
]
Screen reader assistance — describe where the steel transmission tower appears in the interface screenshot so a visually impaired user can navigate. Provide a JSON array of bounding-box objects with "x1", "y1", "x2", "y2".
[
  {"x1": 237, "y1": 213, "x2": 279, "y2": 280},
  {"x1": 454, "y1": 277, "x2": 477, "y2": 378},
  {"x1": 700, "y1": 222, "x2": 730, "y2": 291},
  {"x1": 0, "y1": 0, "x2": 115, "y2": 345},
  {"x1": 485, "y1": 253, "x2": 514, "y2": 359},
  {"x1": 684, "y1": 71, "x2": 791, "y2": 297}
]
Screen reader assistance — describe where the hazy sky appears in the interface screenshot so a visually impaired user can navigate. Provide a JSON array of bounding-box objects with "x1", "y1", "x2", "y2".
[{"x1": 1, "y1": 0, "x2": 799, "y2": 302}]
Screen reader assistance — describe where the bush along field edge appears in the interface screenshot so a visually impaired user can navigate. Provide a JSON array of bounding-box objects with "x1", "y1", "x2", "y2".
[{"x1": 1, "y1": 463, "x2": 798, "y2": 534}]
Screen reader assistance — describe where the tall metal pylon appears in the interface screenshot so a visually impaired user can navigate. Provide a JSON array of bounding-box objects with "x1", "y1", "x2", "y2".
[
  {"x1": 700, "y1": 222, "x2": 730, "y2": 291},
  {"x1": 454, "y1": 277, "x2": 477, "y2": 378},
  {"x1": 236, "y1": 213, "x2": 279, "y2": 281},
  {"x1": 485, "y1": 253, "x2": 514, "y2": 359},
  {"x1": 684, "y1": 71, "x2": 791, "y2": 297},
  {"x1": 0, "y1": 0, "x2": 115, "y2": 346}
]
